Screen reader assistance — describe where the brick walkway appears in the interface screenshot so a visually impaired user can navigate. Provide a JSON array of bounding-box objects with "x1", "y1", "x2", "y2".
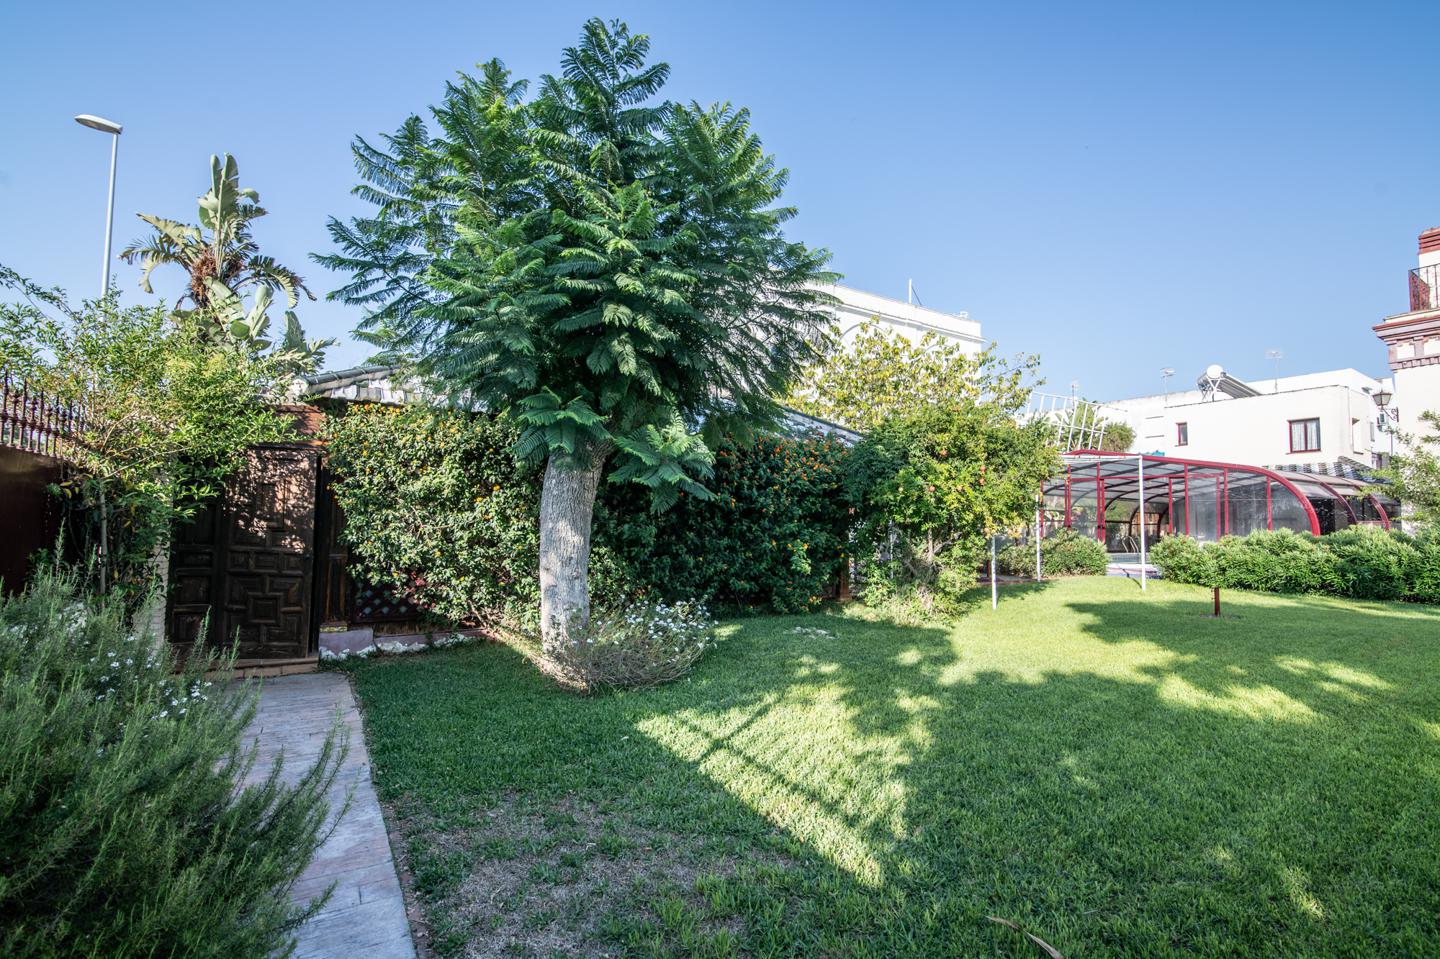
[{"x1": 247, "y1": 673, "x2": 417, "y2": 959}]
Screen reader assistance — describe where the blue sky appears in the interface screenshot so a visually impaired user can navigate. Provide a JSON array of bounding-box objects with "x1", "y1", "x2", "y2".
[{"x1": 1, "y1": 0, "x2": 1433, "y2": 400}]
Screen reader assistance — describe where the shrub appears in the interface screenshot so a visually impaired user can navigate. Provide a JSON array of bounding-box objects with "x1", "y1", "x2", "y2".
[
  {"x1": 325, "y1": 404, "x2": 547, "y2": 627},
  {"x1": 1150, "y1": 534, "x2": 1219, "y2": 586},
  {"x1": 1209, "y1": 529, "x2": 1337, "y2": 594},
  {"x1": 600, "y1": 433, "x2": 853, "y2": 614},
  {"x1": 1322, "y1": 525, "x2": 1418, "y2": 601},
  {"x1": 998, "y1": 529, "x2": 1108, "y2": 577},
  {"x1": 1409, "y1": 528, "x2": 1440, "y2": 603},
  {"x1": 327, "y1": 410, "x2": 848, "y2": 623},
  {"x1": 0, "y1": 569, "x2": 343, "y2": 959},
  {"x1": 846, "y1": 401, "x2": 1058, "y2": 608},
  {"x1": 544, "y1": 599, "x2": 717, "y2": 691}
]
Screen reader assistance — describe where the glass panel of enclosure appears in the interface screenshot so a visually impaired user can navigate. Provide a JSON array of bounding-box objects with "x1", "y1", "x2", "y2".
[
  {"x1": 1043, "y1": 455, "x2": 1340, "y2": 551},
  {"x1": 1285, "y1": 476, "x2": 1354, "y2": 534}
]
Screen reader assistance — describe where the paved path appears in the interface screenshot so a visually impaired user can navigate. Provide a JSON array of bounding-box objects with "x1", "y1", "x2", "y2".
[{"x1": 247, "y1": 673, "x2": 417, "y2": 959}]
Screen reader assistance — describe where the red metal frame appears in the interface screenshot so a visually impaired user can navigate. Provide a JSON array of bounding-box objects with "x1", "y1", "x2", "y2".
[
  {"x1": 1061, "y1": 451, "x2": 1323, "y2": 536},
  {"x1": 1369, "y1": 495, "x2": 1392, "y2": 530}
]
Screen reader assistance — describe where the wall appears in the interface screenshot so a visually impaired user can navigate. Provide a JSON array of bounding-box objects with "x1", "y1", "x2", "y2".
[
  {"x1": 819, "y1": 284, "x2": 984, "y2": 352},
  {"x1": 1109, "y1": 380, "x2": 1382, "y2": 467},
  {"x1": 0, "y1": 447, "x2": 63, "y2": 595},
  {"x1": 1391, "y1": 364, "x2": 1440, "y2": 447}
]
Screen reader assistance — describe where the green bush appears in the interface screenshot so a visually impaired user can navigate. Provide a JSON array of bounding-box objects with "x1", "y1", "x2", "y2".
[
  {"x1": 1151, "y1": 527, "x2": 1436, "y2": 603},
  {"x1": 1410, "y1": 528, "x2": 1440, "y2": 604},
  {"x1": 325, "y1": 405, "x2": 548, "y2": 627},
  {"x1": 1150, "y1": 534, "x2": 1219, "y2": 587},
  {"x1": 1323, "y1": 525, "x2": 1418, "y2": 601},
  {"x1": 544, "y1": 599, "x2": 718, "y2": 691},
  {"x1": 326, "y1": 407, "x2": 852, "y2": 620},
  {"x1": 997, "y1": 529, "x2": 1108, "y2": 577},
  {"x1": 599, "y1": 433, "x2": 853, "y2": 613},
  {"x1": 1209, "y1": 529, "x2": 1337, "y2": 594},
  {"x1": 0, "y1": 570, "x2": 343, "y2": 959},
  {"x1": 846, "y1": 401, "x2": 1058, "y2": 610}
]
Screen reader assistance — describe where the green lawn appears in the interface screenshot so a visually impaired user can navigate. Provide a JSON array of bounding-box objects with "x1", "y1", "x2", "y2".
[{"x1": 342, "y1": 578, "x2": 1440, "y2": 958}]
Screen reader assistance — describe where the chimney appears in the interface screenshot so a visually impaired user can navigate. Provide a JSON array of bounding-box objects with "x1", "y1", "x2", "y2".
[{"x1": 1420, "y1": 227, "x2": 1440, "y2": 269}]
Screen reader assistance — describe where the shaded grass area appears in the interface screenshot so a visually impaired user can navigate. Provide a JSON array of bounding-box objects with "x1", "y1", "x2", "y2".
[{"x1": 343, "y1": 578, "x2": 1440, "y2": 957}]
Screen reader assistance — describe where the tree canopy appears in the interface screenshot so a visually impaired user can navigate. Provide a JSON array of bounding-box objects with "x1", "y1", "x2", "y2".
[
  {"x1": 317, "y1": 18, "x2": 836, "y2": 645},
  {"x1": 786, "y1": 318, "x2": 1039, "y2": 434}
]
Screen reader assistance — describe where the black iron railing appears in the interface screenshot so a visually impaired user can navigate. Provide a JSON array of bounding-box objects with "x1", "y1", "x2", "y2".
[
  {"x1": 0, "y1": 374, "x2": 81, "y2": 459},
  {"x1": 1410, "y1": 264, "x2": 1440, "y2": 312}
]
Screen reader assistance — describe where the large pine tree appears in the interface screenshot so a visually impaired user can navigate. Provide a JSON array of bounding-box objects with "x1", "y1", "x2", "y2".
[{"x1": 317, "y1": 19, "x2": 835, "y2": 648}]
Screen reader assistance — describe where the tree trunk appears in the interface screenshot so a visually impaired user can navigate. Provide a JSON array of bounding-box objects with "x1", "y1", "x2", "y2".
[{"x1": 538, "y1": 445, "x2": 609, "y2": 653}]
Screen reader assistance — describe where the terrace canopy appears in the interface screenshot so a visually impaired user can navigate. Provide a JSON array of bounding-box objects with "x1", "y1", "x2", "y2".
[{"x1": 1043, "y1": 451, "x2": 1395, "y2": 554}]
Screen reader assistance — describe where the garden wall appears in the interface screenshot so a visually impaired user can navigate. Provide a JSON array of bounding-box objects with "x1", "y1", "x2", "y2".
[{"x1": 0, "y1": 446, "x2": 64, "y2": 596}]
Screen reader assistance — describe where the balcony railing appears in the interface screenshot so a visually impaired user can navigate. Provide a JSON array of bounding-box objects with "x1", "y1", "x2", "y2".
[{"x1": 1410, "y1": 264, "x2": 1440, "y2": 312}]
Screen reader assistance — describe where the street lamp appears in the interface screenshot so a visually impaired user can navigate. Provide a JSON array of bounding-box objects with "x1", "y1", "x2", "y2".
[
  {"x1": 74, "y1": 114, "x2": 123, "y2": 296},
  {"x1": 1371, "y1": 388, "x2": 1397, "y2": 463}
]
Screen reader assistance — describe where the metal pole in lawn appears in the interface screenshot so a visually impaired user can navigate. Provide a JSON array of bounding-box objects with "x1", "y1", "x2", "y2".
[
  {"x1": 1138, "y1": 454, "x2": 1147, "y2": 591},
  {"x1": 1034, "y1": 504, "x2": 1042, "y2": 581},
  {"x1": 991, "y1": 534, "x2": 998, "y2": 610}
]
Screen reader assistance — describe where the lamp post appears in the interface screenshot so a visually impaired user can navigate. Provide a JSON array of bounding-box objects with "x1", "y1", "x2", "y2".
[
  {"x1": 74, "y1": 114, "x2": 123, "y2": 297},
  {"x1": 1372, "y1": 388, "x2": 1397, "y2": 463}
]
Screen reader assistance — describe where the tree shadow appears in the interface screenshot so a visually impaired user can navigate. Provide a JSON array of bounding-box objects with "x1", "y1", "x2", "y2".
[
  {"x1": 630, "y1": 585, "x2": 1440, "y2": 956},
  {"x1": 348, "y1": 583, "x2": 1440, "y2": 957}
]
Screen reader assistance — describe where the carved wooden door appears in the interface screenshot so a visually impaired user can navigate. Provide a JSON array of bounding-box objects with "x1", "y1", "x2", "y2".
[{"x1": 168, "y1": 446, "x2": 318, "y2": 660}]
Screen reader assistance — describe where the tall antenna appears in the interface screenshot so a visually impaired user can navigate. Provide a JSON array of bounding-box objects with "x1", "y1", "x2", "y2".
[
  {"x1": 1160, "y1": 367, "x2": 1175, "y2": 406},
  {"x1": 1265, "y1": 349, "x2": 1283, "y2": 392}
]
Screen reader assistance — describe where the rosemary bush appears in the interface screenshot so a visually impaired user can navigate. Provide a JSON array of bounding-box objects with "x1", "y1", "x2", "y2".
[
  {"x1": 546, "y1": 600, "x2": 718, "y2": 691},
  {"x1": 0, "y1": 570, "x2": 344, "y2": 958}
]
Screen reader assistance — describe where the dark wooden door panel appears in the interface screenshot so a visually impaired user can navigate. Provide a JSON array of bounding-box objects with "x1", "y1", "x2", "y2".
[{"x1": 168, "y1": 447, "x2": 318, "y2": 660}]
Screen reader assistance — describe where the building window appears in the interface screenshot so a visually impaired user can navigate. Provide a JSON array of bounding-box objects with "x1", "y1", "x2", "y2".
[
  {"x1": 1176, "y1": 422, "x2": 1188, "y2": 446},
  {"x1": 1289, "y1": 418, "x2": 1321, "y2": 453}
]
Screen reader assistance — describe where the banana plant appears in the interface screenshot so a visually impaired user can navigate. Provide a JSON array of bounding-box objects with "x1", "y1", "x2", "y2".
[
  {"x1": 201, "y1": 280, "x2": 337, "y2": 375},
  {"x1": 120, "y1": 154, "x2": 334, "y2": 373}
]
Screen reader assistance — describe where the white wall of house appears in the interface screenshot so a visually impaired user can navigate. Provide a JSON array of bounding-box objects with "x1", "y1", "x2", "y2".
[
  {"x1": 1105, "y1": 369, "x2": 1386, "y2": 467},
  {"x1": 817, "y1": 284, "x2": 984, "y2": 352}
]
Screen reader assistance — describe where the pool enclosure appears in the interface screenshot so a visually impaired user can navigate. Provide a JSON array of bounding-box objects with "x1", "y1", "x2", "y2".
[{"x1": 1043, "y1": 452, "x2": 1396, "y2": 553}]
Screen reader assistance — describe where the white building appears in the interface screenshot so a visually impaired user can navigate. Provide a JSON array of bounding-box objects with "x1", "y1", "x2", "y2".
[
  {"x1": 818, "y1": 284, "x2": 983, "y2": 352},
  {"x1": 1104, "y1": 367, "x2": 1388, "y2": 472},
  {"x1": 1099, "y1": 228, "x2": 1440, "y2": 476},
  {"x1": 1373, "y1": 227, "x2": 1440, "y2": 447}
]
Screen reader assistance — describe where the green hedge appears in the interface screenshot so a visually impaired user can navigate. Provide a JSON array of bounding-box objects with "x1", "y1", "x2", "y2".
[
  {"x1": 324, "y1": 404, "x2": 547, "y2": 627},
  {"x1": 0, "y1": 570, "x2": 342, "y2": 958},
  {"x1": 600, "y1": 432, "x2": 852, "y2": 613},
  {"x1": 325, "y1": 406, "x2": 852, "y2": 619},
  {"x1": 997, "y1": 529, "x2": 1108, "y2": 577},
  {"x1": 1151, "y1": 526, "x2": 1436, "y2": 603}
]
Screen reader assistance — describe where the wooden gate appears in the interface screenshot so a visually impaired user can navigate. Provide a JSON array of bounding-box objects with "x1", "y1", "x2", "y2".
[{"x1": 168, "y1": 445, "x2": 319, "y2": 661}]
